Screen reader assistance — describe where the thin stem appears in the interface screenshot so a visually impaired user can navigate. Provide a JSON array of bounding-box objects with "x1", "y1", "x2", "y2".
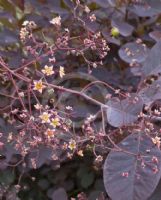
[
  {"x1": 46, "y1": 82, "x2": 108, "y2": 108},
  {"x1": 101, "y1": 106, "x2": 136, "y2": 156}
]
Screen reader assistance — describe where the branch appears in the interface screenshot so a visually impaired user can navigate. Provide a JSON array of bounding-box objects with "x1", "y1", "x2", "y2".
[
  {"x1": 144, "y1": 114, "x2": 161, "y2": 122},
  {"x1": 46, "y1": 82, "x2": 108, "y2": 108}
]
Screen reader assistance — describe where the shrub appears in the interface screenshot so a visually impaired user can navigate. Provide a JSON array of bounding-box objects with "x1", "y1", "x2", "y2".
[{"x1": 1, "y1": 0, "x2": 161, "y2": 199}]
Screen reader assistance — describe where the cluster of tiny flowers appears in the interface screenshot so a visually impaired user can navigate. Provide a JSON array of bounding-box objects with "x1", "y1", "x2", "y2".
[
  {"x1": 39, "y1": 111, "x2": 61, "y2": 129},
  {"x1": 83, "y1": 31, "x2": 110, "y2": 65},
  {"x1": 36, "y1": 106, "x2": 85, "y2": 159},
  {"x1": 19, "y1": 9, "x2": 110, "y2": 74},
  {"x1": 10, "y1": 2, "x2": 116, "y2": 168},
  {"x1": 20, "y1": 20, "x2": 37, "y2": 42},
  {"x1": 33, "y1": 65, "x2": 65, "y2": 93}
]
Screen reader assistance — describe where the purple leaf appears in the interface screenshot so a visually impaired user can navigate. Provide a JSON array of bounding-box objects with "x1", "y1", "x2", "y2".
[
  {"x1": 149, "y1": 179, "x2": 161, "y2": 200},
  {"x1": 139, "y1": 78, "x2": 161, "y2": 105},
  {"x1": 51, "y1": 188, "x2": 68, "y2": 200},
  {"x1": 119, "y1": 42, "x2": 149, "y2": 64},
  {"x1": 106, "y1": 95, "x2": 143, "y2": 127},
  {"x1": 149, "y1": 31, "x2": 161, "y2": 42},
  {"x1": 27, "y1": 145, "x2": 53, "y2": 169},
  {"x1": 103, "y1": 133, "x2": 161, "y2": 200},
  {"x1": 112, "y1": 19, "x2": 134, "y2": 37},
  {"x1": 87, "y1": 0, "x2": 109, "y2": 8},
  {"x1": 142, "y1": 41, "x2": 161, "y2": 77},
  {"x1": 102, "y1": 28, "x2": 121, "y2": 46},
  {"x1": 128, "y1": 0, "x2": 161, "y2": 17}
]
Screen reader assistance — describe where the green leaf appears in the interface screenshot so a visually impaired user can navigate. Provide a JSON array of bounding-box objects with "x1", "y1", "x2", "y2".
[
  {"x1": 0, "y1": 169, "x2": 15, "y2": 186},
  {"x1": 80, "y1": 171, "x2": 95, "y2": 189}
]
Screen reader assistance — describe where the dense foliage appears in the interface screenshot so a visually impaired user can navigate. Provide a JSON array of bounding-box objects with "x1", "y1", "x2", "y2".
[{"x1": 1, "y1": 0, "x2": 161, "y2": 199}]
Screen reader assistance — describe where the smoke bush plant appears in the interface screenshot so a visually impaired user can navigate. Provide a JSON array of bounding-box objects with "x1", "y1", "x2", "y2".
[{"x1": 1, "y1": 0, "x2": 161, "y2": 199}]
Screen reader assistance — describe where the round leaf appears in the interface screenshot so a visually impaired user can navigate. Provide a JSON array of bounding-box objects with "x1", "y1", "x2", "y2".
[
  {"x1": 27, "y1": 145, "x2": 53, "y2": 169},
  {"x1": 142, "y1": 41, "x2": 161, "y2": 77},
  {"x1": 81, "y1": 172, "x2": 95, "y2": 189},
  {"x1": 111, "y1": 19, "x2": 134, "y2": 37},
  {"x1": 106, "y1": 95, "x2": 143, "y2": 127},
  {"x1": 51, "y1": 188, "x2": 68, "y2": 200},
  {"x1": 128, "y1": 1, "x2": 161, "y2": 17},
  {"x1": 119, "y1": 42, "x2": 149, "y2": 64},
  {"x1": 139, "y1": 79, "x2": 161, "y2": 105},
  {"x1": 103, "y1": 133, "x2": 161, "y2": 200}
]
